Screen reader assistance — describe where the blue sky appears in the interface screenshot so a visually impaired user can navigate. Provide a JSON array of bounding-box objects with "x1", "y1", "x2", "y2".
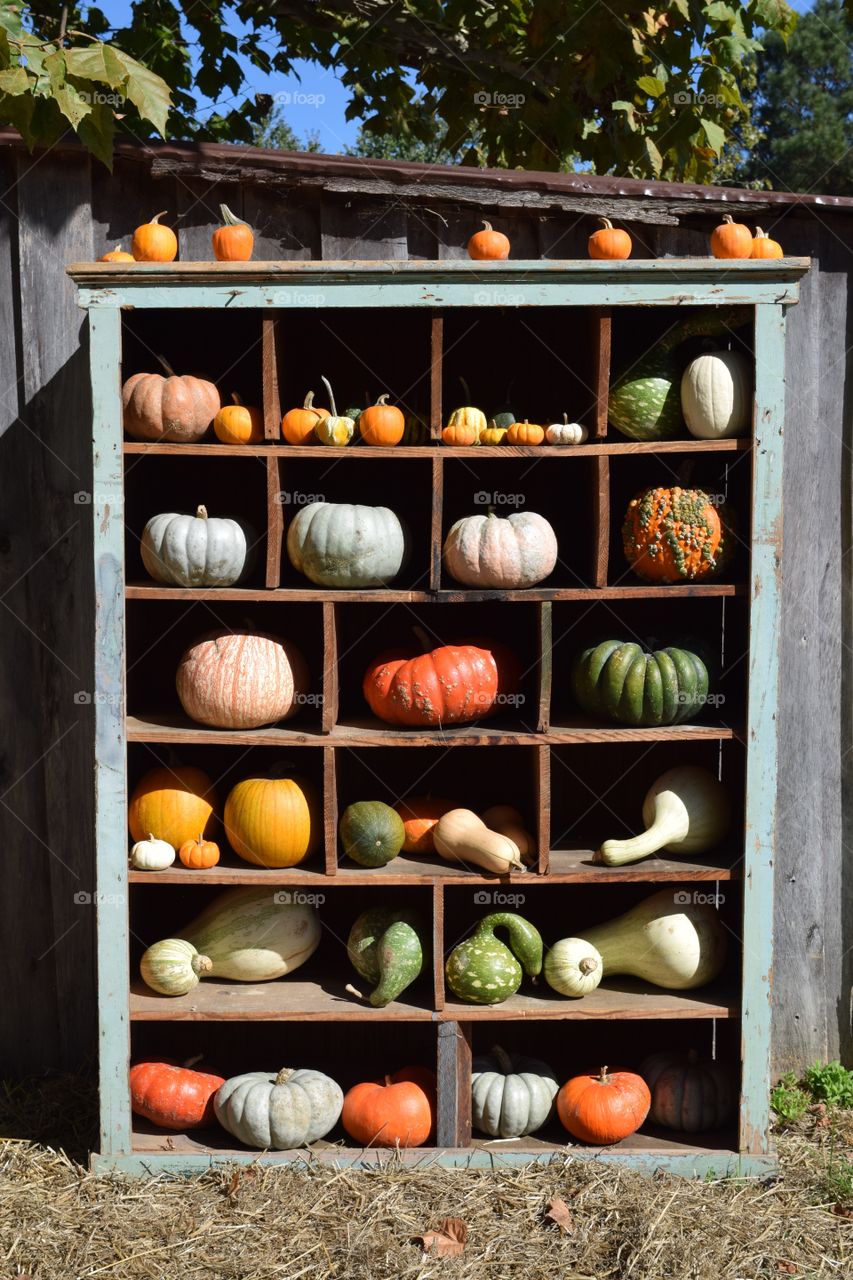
[{"x1": 95, "y1": 0, "x2": 817, "y2": 154}]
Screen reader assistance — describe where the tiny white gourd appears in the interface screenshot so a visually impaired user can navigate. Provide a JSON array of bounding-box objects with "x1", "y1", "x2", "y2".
[
  {"x1": 599, "y1": 766, "x2": 731, "y2": 866},
  {"x1": 141, "y1": 505, "x2": 251, "y2": 587},
  {"x1": 681, "y1": 349, "x2": 752, "y2": 439},
  {"x1": 130, "y1": 833, "x2": 176, "y2": 871},
  {"x1": 545, "y1": 414, "x2": 588, "y2": 445}
]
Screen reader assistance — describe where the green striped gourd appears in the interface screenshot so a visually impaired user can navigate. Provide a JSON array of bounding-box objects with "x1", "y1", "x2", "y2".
[
  {"x1": 572, "y1": 641, "x2": 709, "y2": 727},
  {"x1": 346, "y1": 907, "x2": 429, "y2": 1007},
  {"x1": 446, "y1": 912, "x2": 543, "y2": 1005}
]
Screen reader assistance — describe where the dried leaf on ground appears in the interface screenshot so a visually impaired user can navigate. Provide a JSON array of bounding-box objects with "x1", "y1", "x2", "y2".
[
  {"x1": 544, "y1": 1196, "x2": 574, "y2": 1234},
  {"x1": 416, "y1": 1217, "x2": 468, "y2": 1257}
]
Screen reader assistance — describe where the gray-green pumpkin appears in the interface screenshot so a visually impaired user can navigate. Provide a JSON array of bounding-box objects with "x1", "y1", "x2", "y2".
[
  {"x1": 472, "y1": 1044, "x2": 559, "y2": 1137},
  {"x1": 572, "y1": 640, "x2": 709, "y2": 727},
  {"x1": 446, "y1": 912, "x2": 543, "y2": 1005},
  {"x1": 286, "y1": 501, "x2": 409, "y2": 588},
  {"x1": 346, "y1": 907, "x2": 429, "y2": 1007},
  {"x1": 214, "y1": 1066, "x2": 343, "y2": 1148},
  {"x1": 608, "y1": 308, "x2": 749, "y2": 441},
  {"x1": 339, "y1": 801, "x2": 406, "y2": 867}
]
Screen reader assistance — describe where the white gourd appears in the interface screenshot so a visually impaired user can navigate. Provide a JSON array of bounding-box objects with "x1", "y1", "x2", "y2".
[
  {"x1": 442, "y1": 511, "x2": 558, "y2": 589},
  {"x1": 287, "y1": 501, "x2": 407, "y2": 587},
  {"x1": 681, "y1": 349, "x2": 752, "y2": 439},
  {"x1": 141, "y1": 505, "x2": 250, "y2": 587},
  {"x1": 215, "y1": 1067, "x2": 344, "y2": 1148},
  {"x1": 130, "y1": 833, "x2": 176, "y2": 871},
  {"x1": 545, "y1": 414, "x2": 588, "y2": 445},
  {"x1": 599, "y1": 766, "x2": 731, "y2": 866}
]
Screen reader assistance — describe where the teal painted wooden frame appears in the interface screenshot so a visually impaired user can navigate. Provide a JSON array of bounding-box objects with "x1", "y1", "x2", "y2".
[{"x1": 73, "y1": 261, "x2": 806, "y2": 1177}]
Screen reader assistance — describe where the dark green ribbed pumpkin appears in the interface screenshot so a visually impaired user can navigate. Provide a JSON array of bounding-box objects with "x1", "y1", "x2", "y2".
[
  {"x1": 347, "y1": 907, "x2": 429, "y2": 1006},
  {"x1": 446, "y1": 912, "x2": 543, "y2": 1005},
  {"x1": 339, "y1": 801, "x2": 405, "y2": 867},
  {"x1": 572, "y1": 641, "x2": 709, "y2": 727},
  {"x1": 608, "y1": 308, "x2": 749, "y2": 441}
]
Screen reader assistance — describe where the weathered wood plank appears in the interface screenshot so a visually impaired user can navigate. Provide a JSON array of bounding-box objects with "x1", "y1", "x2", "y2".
[
  {"x1": 176, "y1": 177, "x2": 242, "y2": 263},
  {"x1": 436, "y1": 1022, "x2": 472, "y2": 1147},
  {"x1": 320, "y1": 197, "x2": 407, "y2": 259},
  {"x1": 243, "y1": 186, "x2": 320, "y2": 260}
]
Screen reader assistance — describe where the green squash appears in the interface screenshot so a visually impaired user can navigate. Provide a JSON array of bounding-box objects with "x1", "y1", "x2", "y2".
[
  {"x1": 401, "y1": 414, "x2": 430, "y2": 445},
  {"x1": 446, "y1": 912, "x2": 543, "y2": 1005},
  {"x1": 339, "y1": 801, "x2": 405, "y2": 867},
  {"x1": 572, "y1": 641, "x2": 709, "y2": 727},
  {"x1": 490, "y1": 379, "x2": 515, "y2": 430},
  {"x1": 347, "y1": 907, "x2": 429, "y2": 1006},
  {"x1": 608, "y1": 307, "x2": 749, "y2": 441}
]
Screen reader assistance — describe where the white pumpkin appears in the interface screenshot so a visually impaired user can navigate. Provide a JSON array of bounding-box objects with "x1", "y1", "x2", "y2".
[
  {"x1": 472, "y1": 1045, "x2": 559, "y2": 1138},
  {"x1": 141, "y1": 505, "x2": 251, "y2": 587},
  {"x1": 545, "y1": 414, "x2": 588, "y2": 445},
  {"x1": 130, "y1": 833, "x2": 175, "y2": 871},
  {"x1": 286, "y1": 501, "x2": 408, "y2": 587},
  {"x1": 442, "y1": 511, "x2": 558, "y2": 589},
  {"x1": 215, "y1": 1067, "x2": 344, "y2": 1148},
  {"x1": 681, "y1": 350, "x2": 752, "y2": 439}
]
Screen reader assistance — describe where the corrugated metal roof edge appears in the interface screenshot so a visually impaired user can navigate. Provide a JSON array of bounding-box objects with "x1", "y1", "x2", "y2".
[{"x1": 2, "y1": 128, "x2": 851, "y2": 211}]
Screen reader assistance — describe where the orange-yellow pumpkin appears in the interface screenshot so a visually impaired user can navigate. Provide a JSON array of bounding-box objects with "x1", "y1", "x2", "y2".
[
  {"x1": 751, "y1": 227, "x2": 783, "y2": 259},
  {"x1": 506, "y1": 420, "x2": 545, "y2": 446},
  {"x1": 224, "y1": 771, "x2": 318, "y2": 868},
  {"x1": 130, "y1": 1060, "x2": 225, "y2": 1130},
  {"x1": 178, "y1": 834, "x2": 220, "y2": 869},
  {"x1": 467, "y1": 220, "x2": 510, "y2": 260},
  {"x1": 588, "y1": 217, "x2": 632, "y2": 260},
  {"x1": 358, "y1": 395, "x2": 405, "y2": 447},
  {"x1": 281, "y1": 391, "x2": 329, "y2": 445},
  {"x1": 176, "y1": 629, "x2": 310, "y2": 729},
  {"x1": 99, "y1": 244, "x2": 135, "y2": 262},
  {"x1": 557, "y1": 1066, "x2": 650, "y2": 1145},
  {"x1": 622, "y1": 486, "x2": 731, "y2": 583},
  {"x1": 128, "y1": 765, "x2": 218, "y2": 848},
  {"x1": 342, "y1": 1067, "x2": 436, "y2": 1147},
  {"x1": 214, "y1": 393, "x2": 264, "y2": 445},
  {"x1": 211, "y1": 204, "x2": 253, "y2": 261},
  {"x1": 394, "y1": 796, "x2": 455, "y2": 855},
  {"x1": 710, "y1": 215, "x2": 752, "y2": 260},
  {"x1": 132, "y1": 211, "x2": 177, "y2": 262}
]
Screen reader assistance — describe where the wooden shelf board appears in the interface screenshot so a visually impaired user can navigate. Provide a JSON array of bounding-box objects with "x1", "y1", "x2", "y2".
[
  {"x1": 129, "y1": 976, "x2": 435, "y2": 1022},
  {"x1": 128, "y1": 846, "x2": 742, "y2": 886},
  {"x1": 441, "y1": 981, "x2": 739, "y2": 1021},
  {"x1": 125, "y1": 581, "x2": 746, "y2": 603},
  {"x1": 126, "y1": 712, "x2": 740, "y2": 746},
  {"x1": 123, "y1": 439, "x2": 752, "y2": 459}
]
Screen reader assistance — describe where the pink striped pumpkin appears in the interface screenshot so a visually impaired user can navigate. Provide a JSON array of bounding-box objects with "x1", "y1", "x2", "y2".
[{"x1": 176, "y1": 630, "x2": 309, "y2": 729}]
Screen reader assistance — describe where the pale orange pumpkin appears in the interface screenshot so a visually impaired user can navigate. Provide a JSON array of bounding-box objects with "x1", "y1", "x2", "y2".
[
  {"x1": 358, "y1": 395, "x2": 405, "y2": 447},
  {"x1": 122, "y1": 366, "x2": 220, "y2": 443},
  {"x1": 710, "y1": 215, "x2": 752, "y2": 260},
  {"x1": 178, "y1": 834, "x2": 221, "y2": 869},
  {"x1": 394, "y1": 796, "x2": 455, "y2": 856},
  {"x1": 128, "y1": 765, "x2": 218, "y2": 848},
  {"x1": 588, "y1": 217, "x2": 632, "y2": 260},
  {"x1": 467, "y1": 220, "x2": 510, "y2": 260},
  {"x1": 176, "y1": 629, "x2": 310, "y2": 729},
  {"x1": 750, "y1": 227, "x2": 783, "y2": 259},
  {"x1": 281, "y1": 391, "x2": 329, "y2": 445},
  {"x1": 224, "y1": 770, "x2": 318, "y2": 868},
  {"x1": 132, "y1": 212, "x2": 178, "y2": 262},
  {"x1": 99, "y1": 244, "x2": 135, "y2": 262},
  {"x1": 557, "y1": 1066, "x2": 651, "y2": 1145},
  {"x1": 214, "y1": 393, "x2": 264, "y2": 445}
]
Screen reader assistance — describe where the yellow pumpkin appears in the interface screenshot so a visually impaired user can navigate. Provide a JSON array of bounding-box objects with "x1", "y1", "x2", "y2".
[
  {"x1": 224, "y1": 771, "x2": 318, "y2": 868},
  {"x1": 214, "y1": 393, "x2": 264, "y2": 445},
  {"x1": 129, "y1": 766, "x2": 218, "y2": 848}
]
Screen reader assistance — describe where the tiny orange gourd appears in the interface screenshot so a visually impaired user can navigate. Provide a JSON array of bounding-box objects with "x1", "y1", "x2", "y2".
[
  {"x1": 505, "y1": 419, "x2": 545, "y2": 446},
  {"x1": 467, "y1": 220, "x2": 510, "y2": 261},
  {"x1": 358, "y1": 394, "x2": 405, "y2": 447},
  {"x1": 281, "y1": 390, "x2": 329, "y2": 445},
  {"x1": 710, "y1": 214, "x2": 752, "y2": 260},
  {"x1": 132, "y1": 212, "x2": 178, "y2": 262},
  {"x1": 750, "y1": 226, "x2": 783, "y2": 260},
  {"x1": 99, "y1": 244, "x2": 135, "y2": 263},
  {"x1": 213, "y1": 393, "x2": 264, "y2": 445},
  {"x1": 557, "y1": 1066, "x2": 651, "y2": 1145},
  {"x1": 588, "y1": 217, "x2": 632, "y2": 260},
  {"x1": 212, "y1": 204, "x2": 254, "y2": 262},
  {"x1": 178, "y1": 834, "x2": 221, "y2": 869}
]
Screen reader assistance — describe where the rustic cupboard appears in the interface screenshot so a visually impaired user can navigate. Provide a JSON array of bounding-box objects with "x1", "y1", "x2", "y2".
[{"x1": 68, "y1": 258, "x2": 808, "y2": 1175}]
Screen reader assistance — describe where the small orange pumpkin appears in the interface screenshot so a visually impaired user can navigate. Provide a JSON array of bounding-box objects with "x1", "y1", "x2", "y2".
[
  {"x1": 341, "y1": 1066, "x2": 436, "y2": 1147},
  {"x1": 710, "y1": 214, "x2": 752, "y2": 260},
  {"x1": 178, "y1": 834, "x2": 221, "y2": 869},
  {"x1": 557, "y1": 1066, "x2": 651, "y2": 1145},
  {"x1": 751, "y1": 226, "x2": 783, "y2": 260},
  {"x1": 281, "y1": 390, "x2": 329, "y2": 445},
  {"x1": 214, "y1": 393, "x2": 264, "y2": 445},
  {"x1": 212, "y1": 204, "x2": 254, "y2": 262},
  {"x1": 394, "y1": 796, "x2": 455, "y2": 855},
  {"x1": 467, "y1": 220, "x2": 510, "y2": 261},
  {"x1": 132, "y1": 211, "x2": 178, "y2": 262},
  {"x1": 99, "y1": 244, "x2": 135, "y2": 263},
  {"x1": 506, "y1": 419, "x2": 545, "y2": 446},
  {"x1": 359, "y1": 394, "x2": 405, "y2": 447},
  {"x1": 588, "y1": 217, "x2": 632, "y2": 260}
]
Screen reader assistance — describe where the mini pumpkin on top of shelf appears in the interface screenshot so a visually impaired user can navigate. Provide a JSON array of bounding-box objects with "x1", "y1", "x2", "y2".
[
  {"x1": 545, "y1": 415, "x2": 588, "y2": 445},
  {"x1": 99, "y1": 244, "x2": 135, "y2": 262},
  {"x1": 359, "y1": 394, "x2": 405, "y2": 446},
  {"x1": 130, "y1": 834, "x2": 176, "y2": 871},
  {"x1": 178, "y1": 834, "x2": 220, "y2": 869},
  {"x1": 622, "y1": 485, "x2": 732, "y2": 584},
  {"x1": 132, "y1": 211, "x2": 178, "y2": 262},
  {"x1": 505, "y1": 419, "x2": 545, "y2": 446},
  {"x1": 751, "y1": 227, "x2": 783, "y2": 259},
  {"x1": 212, "y1": 204, "x2": 253, "y2": 261},
  {"x1": 467, "y1": 220, "x2": 510, "y2": 260},
  {"x1": 588, "y1": 217, "x2": 632, "y2": 260},
  {"x1": 479, "y1": 420, "x2": 509, "y2": 445},
  {"x1": 710, "y1": 215, "x2": 752, "y2": 260},
  {"x1": 213, "y1": 393, "x2": 264, "y2": 445}
]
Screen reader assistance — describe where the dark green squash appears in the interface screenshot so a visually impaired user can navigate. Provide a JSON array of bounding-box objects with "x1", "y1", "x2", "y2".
[
  {"x1": 572, "y1": 641, "x2": 709, "y2": 727},
  {"x1": 401, "y1": 414, "x2": 430, "y2": 445},
  {"x1": 339, "y1": 801, "x2": 405, "y2": 867},
  {"x1": 446, "y1": 912, "x2": 543, "y2": 1005},
  {"x1": 346, "y1": 907, "x2": 429, "y2": 1006}
]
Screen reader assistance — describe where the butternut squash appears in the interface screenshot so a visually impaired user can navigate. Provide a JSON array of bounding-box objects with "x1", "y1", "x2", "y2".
[
  {"x1": 480, "y1": 805, "x2": 536, "y2": 865},
  {"x1": 434, "y1": 808, "x2": 526, "y2": 875}
]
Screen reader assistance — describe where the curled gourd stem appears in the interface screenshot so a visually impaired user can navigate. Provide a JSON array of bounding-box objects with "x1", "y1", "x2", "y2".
[
  {"x1": 195, "y1": 505, "x2": 208, "y2": 520},
  {"x1": 219, "y1": 203, "x2": 246, "y2": 227},
  {"x1": 303, "y1": 390, "x2": 317, "y2": 410},
  {"x1": 481, "y1": 221, "x2": 493, "y2": 231},
  {"x1": 320, "y1": 375, "x2": 338, "y2": 417},
  {"x1": 149, "y1": 211, "x2": 168, "y2": 225},
  {"x1": 598, "y1": 217, "x2": 614, "y2": 229},
  {"x1": 230, "y1": 392, "x2": 242, "y2": 406},
  {"x1": 375, "y1": 393, "x2": 390, "y2": 406},
  {"x1": 722, "y1": 215, "x2": 735, "y2": 225}
]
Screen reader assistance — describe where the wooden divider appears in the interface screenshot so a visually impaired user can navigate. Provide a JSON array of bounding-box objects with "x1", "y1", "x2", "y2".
[
  {"x1": 322, "y1": 602, "x2": 339, "y2": 733},
  {"x1": 593, "y1": 308, "x2": 611, "y2": 439},
  {"x1": 537, "y1": 602, "x2": 552, "y2": 732},
  {"x1": 433, "y1": 882, "x2": 445, "y2": 1011},
  {"x1": 323, "y1": 745, "x2": 338, "y2": 876},
  {"x1": 430, "y1": 312, "x2": 443, "y2": 440},
  {"x1": 430, "y1": 456, "x2": 444, "y2": 590},
  {"x1": 592, "y1": 457, "x2": 610, "y2": 588},
  {"x1": 436, "y1": 1021, "x2": 473, "y2": 1148},
  {"x1": 535, "y1": 744, "x2": 551, "y2": 875},
  {"x1": 263, "y1": 317, "x2": 283, "y2": 588}
]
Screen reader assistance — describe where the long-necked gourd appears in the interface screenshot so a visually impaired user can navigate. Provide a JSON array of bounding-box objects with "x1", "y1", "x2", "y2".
[
  {"x1": 599, "y1": 766, "x2": 731, "y2": 866},
  {"x1": 345, "y1": 907, "x2": 429, "y2": 1007},
  {"x1": 446, "y1": 912, "x2": 543, "y2": 1004},
  {"x1": 543, "y1": 889, "x2": 727, "y2": 997}
]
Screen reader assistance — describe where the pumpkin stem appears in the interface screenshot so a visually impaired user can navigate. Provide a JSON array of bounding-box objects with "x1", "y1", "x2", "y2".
[
  {"x1": 598, "y1": 217, "x2": 614, "y2": 230},
  {"x1": 229, "y1": 392, "x2": 243, "y2": 406},
  {"x1": 149, "y1": 211, "x2": 168, "y2": 226},
  {"x1": 491, "y1": 1044, "x2": 514, "y2": 1074},
  {"x1": 195, "y1": 505, "x2": 208, "y2": 520},
  {"x1": 579, "y1": 956, "x2": 599, "y2": 976},
  {"x1": 562, "y1": 413, "x2": 568, "y2": 425},
  {"x1": 345, "y1": 982, "x2": 365, "y2": 1001},
  {"x1": 181, "y1": 1054, "x2": 204, "y2": 1069},
  {"x1": 155, "y1": 353, "x2": 178, "y2": 378},
  {"x1": 303, "y1": 390, "x2": 317, "y2": 410},
  {"x1": 722, "y1": 214, "x2": 735, "y2": 225},
  {"x1": 275, "y1": 1067, "x2": 296, "y2": 1086},
  {"x1": 411, "y1": 623, "x2": 436, "y2": 653},
  {"x1": 754, "y1": 227, "x2": 768, "y2": 238},
  {"x1": 219, "y1": 203, "x2": 245, "y2": 227},
  {"x1": 383, "y1": 1074, "x2": 394, "y2": 1087},
  {"x1": 482, "y1": 220, "x2": 493, "y2": 231},
  {"x1": 375, "y1": 393, "x2": 390, "y2": 406},
  {"x1": 192, "y1": 954, "x2": 213, "y2": 975},
  {"x1": 321, "y1": 374, "x2": 338, "y2": 417},
  {"x1": 598, "y1": 1065, "x2": 610, "y2": 1083}
]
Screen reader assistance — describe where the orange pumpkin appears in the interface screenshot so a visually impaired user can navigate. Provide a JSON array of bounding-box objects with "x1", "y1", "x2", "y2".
[
  {"x1": 224, "y1": 770, "x2": 318, "y2": 868},
  {"x1": 178, "y1": 834, "x2": 221, "y2": 869},
  {"x1": 751, "y1": 227, "x2": 783, "y2": 259},
  {"x1": 358, "y1": 395, "x2": 405, "y2": 447},
  {"x1": 212, "y1": 204, "x2": 254, "y2": 261},
  {"x1": 363, "y1": 638, "x2": 519, "y2": 727},
  {"x1": 588, "y1": 217, "x2": 632, "y2": 260},
  {"x1": 132, "y1": 211, "x2": 178, "y2": 262},
  {"x1": 99, "y1": 244, "x2": 135, "y2": 262},
  {"x1": 130, "y1": 1060, "x2": 225, "y2": 1130},
  {"x1": 214, "y1": 393, "x2": 264, "y2": 445},
  {"x1": 176, "y1": 629, "x2": 309, "y2": 730},
  {"x1": 122, "y1": 368, "x2": 220, "y2": 443},
  {"x1": 394, "y1": 796, "x2": 455, "y2": 855},
  {"x1": 282, "y1": 391, "x2": 329, "y2": 445},
  {"x1": 622, "y1": 486, "x2": 731, "y2": 583},
  {"x1": 506, "y1": 419, "x2": 545, "y2": 446},
  {"x1": 342, "y1": 1066, "x2": 436, "y2": 1147},
  {"x1": 557, "y1": 1066, "x2": 651, "y2": 1145},
  {"x1": 710, "y1": 214, "x2": 752, "y2": 260},
  {"x1": 467, "y1": 220, "x2": 510, "y2": 260},
  {"x1": 128, "y1": 765, "x2": 218, "y2": 849}
]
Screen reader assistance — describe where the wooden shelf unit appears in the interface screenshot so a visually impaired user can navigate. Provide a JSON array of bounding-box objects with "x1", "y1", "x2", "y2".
[{"x1": 71, "y1": 259, "x2": 806, "y2": 1177}]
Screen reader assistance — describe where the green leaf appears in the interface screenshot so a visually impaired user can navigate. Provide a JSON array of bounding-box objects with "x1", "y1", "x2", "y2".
[
  {"x1": 111, "y1": 50, "x2": 171, "y2": 136},
  {"x1": 637, "y1": 75, "x2": 665, "y2": 98},
  {"x1": 701, "y1": 116, "x2": 728, "y2": 152},
  {"x1": 644, "y1": 135, "x2": 664, "y2": 175},
  {"x1": 706, "y1": 2, "x2": 739, "y2": 24},
  {"x1": 64, "y1": 45, "x2": 125, "y2": 89},
  {"x1": 76, "y1": 101, "x2": 115, "y2": 170},
  {"x1": 611, "y1": 99, "x2": 638, "y2": 130},
  {"x1": 0, "y1": 66, "x2": 30, "y2": 95},
  {"x1": 0, "y1": 85, "x2": 36, "y2": 146}
]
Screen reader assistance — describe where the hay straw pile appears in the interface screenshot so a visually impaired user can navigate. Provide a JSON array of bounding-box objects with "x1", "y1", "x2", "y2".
[{"x1": 0, "y1": 1075, "x2": 850, "y2": 1279}]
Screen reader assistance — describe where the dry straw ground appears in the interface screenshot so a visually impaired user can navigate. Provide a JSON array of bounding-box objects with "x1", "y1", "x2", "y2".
[{"x1": 0, "y1": 1074, "x2": 850, "y2": 1279}]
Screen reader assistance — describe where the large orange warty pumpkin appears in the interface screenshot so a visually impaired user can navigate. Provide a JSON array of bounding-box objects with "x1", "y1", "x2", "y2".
[
  {"x1": 176, "y1": 629, "x2": 309, "y2": 729},
  {"x1": 363, "y1": 640, "x2": 519, "y2": 727}
]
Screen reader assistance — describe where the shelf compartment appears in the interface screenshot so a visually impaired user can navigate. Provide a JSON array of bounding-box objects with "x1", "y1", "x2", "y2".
[
  {"x1": 129, "y1": 977, "x2": 435, "y2": 1021},
  {"x1": 121, "y1": 309, "x2": 263, "y2": 408}
]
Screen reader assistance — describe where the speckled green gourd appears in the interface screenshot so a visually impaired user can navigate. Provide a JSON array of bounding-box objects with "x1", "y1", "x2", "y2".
[
  {"x1": 608, "y1": 308, "x2": 749, "y2": 441},
  {"x1": 347, "y1": 908, "x2": 429, "y2": 1006},
  {"x1": 572, "y1": 641, "x2": 709, "y2": 727},
  {"x1": 446, "y1": 912, "x2": 543, "y2": 1005}
]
